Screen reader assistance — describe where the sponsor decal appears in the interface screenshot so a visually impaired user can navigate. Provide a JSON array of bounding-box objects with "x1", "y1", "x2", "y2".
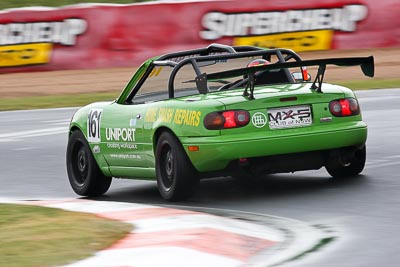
[
  {"x1": 233, "y1": 30, "x2": 333, "y2": 52},
  {"x1": 145, "y1": 108, "x2": 158, "y2": 123},
  {"x1": 149, "y1": 66, "x2": 163, "y2": 78},
  {"x1": 200, "y1": 5, "x2": 367, "y2": 51},
  {"x1": 159, "y1": 108, "x2": 175, "y2": 123},
  {"x1": 120, "y1": 143, "x2": 137, "y2": 149},
  {"x1": 145, "y1": 108, "x2": 202, "y2": 127},
  {"x1": 0, "y1": 18, "x2": 87, "y2": 67},
  {"x1": 252, "y1": 112, "x2": 268, "y2": 128},
  {"x1": 110, "y1": 154, "x2": 141, "y2": 159},
  {"x1": 107, "y1": 143, "x2": 120, "y2": 149},
  {"x1": 87, "y1": 109, "x2": 102, "y2": 143},
  {"x1": 92, "y1": 145, "x2": 100, "y2": 153},
  {"x1": 268, "y1": 105, "x2": 312, "y2": 129},
  {"x1": 105, "y1": 128, "x2": 136, "y2": 142},
  {"x1": 145, "y1": 107, "x2": 174, "y2": 123},
  {"x1": 174, "y1": 109, "x2": 201, "y2": 127},
  {"x1": 106, "y1": 142, "x2": 138, "y2": 150},
  {"x1": 167, "y1": 52, "x2": 224, "y2": 64},
  {"x1": 0, "y1": 43, "x2": 52, "y2": 67},
  {"x1": 320, "y1": 116, "x2": 333, "y2": 123}
]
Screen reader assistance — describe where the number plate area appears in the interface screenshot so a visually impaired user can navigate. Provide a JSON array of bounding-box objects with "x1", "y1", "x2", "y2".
[{"x1": 267, "y1": 105, "x2": 312, "y2": 129}]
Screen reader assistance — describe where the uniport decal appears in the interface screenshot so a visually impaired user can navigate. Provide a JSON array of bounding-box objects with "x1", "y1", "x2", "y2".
[
  {"x1": 106, "y1": 142, "x2": 138, "y2": 150},
  {"x1": 0, "y1": 18, "x2": 87, "y2": 67},
  {"x1": 110, "y1": 154, "x2": 141, "y2": 159},
  {"x1": 200, "y1": 5, "x2": 367, "y2": 51},
  {"x1": 105, "y1": 128, "x2": 136, "y2": 142}
]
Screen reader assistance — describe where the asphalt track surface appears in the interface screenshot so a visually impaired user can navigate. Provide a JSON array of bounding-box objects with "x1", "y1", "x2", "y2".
[{"x1": 0, "y1": 88, "x2": 399, "y2": 267}]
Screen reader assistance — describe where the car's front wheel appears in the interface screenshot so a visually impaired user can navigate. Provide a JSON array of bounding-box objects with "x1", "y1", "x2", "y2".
[
  {"x1": 155, "y1": 132, "x2": 198, "y2": 201},
  {"x1": 326, "y1": 145, "x2": 366, "y2": 178},
  {"x1": 66, "y1": 130, "x2": 111, "y2": 196}
]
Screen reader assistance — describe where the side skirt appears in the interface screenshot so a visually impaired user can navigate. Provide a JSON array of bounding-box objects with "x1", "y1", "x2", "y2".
[{"x1": 109, "y1": 166, "x2": 156, "y2": 180}]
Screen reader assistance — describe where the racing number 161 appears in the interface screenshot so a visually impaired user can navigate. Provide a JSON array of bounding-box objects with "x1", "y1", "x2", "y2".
[{"x1": 87, "y1": 109, "x2": 102, "y2": 143}]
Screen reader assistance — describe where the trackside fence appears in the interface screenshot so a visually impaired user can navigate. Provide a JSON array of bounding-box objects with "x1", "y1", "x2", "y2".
[{"x1": 0, "y1": 0, "x2": 399, "y2": 72}]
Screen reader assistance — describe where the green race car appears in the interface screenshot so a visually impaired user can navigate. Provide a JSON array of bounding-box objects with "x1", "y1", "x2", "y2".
[{"x1": 66, "y1": 44, "x2": 374, "y2": 200}]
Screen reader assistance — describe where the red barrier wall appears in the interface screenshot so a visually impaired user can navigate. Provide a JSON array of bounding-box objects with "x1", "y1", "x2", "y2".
[{"x1": 0, "y1": 0, "x2": 399, "y2": 73}]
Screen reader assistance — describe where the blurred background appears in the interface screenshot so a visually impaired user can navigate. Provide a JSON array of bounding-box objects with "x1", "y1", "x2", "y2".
[
  {"x1": 0, "y1": 0, "x2": 399, "y2": 109},
  {"x1": 1, "y1": 3, "x2": 400, "y2": 266},
  {"x1": 0, "y1": 0, "x2": 400, "y2": 70}
]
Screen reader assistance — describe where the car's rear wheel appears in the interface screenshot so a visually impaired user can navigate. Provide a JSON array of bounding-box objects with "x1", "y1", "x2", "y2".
[
  {"x1": 66, "y1": 130, "x2": 111, "y2": 196},
  {"x1": 326, "y1": 145, "x2": 366, "y2": 178},
  {"x1": 156, "y1": 132, "x2": 198, "y2": 201}
]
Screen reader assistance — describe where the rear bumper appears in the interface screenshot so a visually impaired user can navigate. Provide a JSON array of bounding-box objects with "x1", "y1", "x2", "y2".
[{"x1": 181, "y1": 122, "x2": 367, "y2": 172}]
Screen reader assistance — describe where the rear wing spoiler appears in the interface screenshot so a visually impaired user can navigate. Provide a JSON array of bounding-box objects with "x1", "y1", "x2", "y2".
[
  {"x1": 203, "y1": 56, "x2": 374, "y2": 98},
  {"x1": 207, "y1": 56, "x2": 374, "y2": 80}
]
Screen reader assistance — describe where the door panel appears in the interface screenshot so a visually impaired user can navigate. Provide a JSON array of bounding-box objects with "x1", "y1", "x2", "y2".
[{"x1": 100, "y1": 103, "x2": 147, "y2": 168}]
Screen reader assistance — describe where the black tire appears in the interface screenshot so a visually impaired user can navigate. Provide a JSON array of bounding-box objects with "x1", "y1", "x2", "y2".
[
  {"x1": 66, "y1": 130, "x2": 111, "y2": 196},
  {"x1": 326, "y1": 145, "x2": 366, "y2": 178},
  {"x1": 155, "y1": 132, "x2": 198, "y2": 201}
]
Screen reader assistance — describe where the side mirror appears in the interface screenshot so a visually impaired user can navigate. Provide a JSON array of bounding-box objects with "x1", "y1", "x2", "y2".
[{"x1": 292, "y1": 72, "x2": 311, "y2": 82}]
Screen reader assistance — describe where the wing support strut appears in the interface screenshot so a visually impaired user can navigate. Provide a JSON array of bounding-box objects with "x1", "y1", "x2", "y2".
[
  {"x1": 310, "y1": 64, "x2": 326, "y2": 93},
  {"x1": 243, "y1": 73, "x2": 256, "y2": 100}
]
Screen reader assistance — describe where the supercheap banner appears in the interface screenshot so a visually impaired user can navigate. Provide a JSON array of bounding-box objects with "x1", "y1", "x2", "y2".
[{"x1": 0, "y1": 0, "x2": 399, "y2": 72}]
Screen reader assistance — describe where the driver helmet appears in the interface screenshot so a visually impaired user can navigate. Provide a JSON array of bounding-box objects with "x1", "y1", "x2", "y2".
[{"x1": 246, "y1": 58, "x2": 270, "y2": 68}]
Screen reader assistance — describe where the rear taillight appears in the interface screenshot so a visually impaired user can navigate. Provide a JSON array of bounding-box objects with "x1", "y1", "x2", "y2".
[
  {"x1": 204, "y1": 110, "x2": 250, "y2": 130},
  {"x1": 329, "y1": 98, "x2": 360, "y2": 117}
]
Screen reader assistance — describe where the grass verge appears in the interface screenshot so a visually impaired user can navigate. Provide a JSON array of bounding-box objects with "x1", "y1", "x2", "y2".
[
  {"x1": 0, "y1": 78, "x2": 399, "y2": 111},
  {"x1": 0, "y1": 203, "x2": 132, "y2": 267},
  {"x1": 0, "y1": 92, "x2": 119, "y2": 111},
  {"x1": 334, "y1": 78, "x2": 400, "y2": 90}
]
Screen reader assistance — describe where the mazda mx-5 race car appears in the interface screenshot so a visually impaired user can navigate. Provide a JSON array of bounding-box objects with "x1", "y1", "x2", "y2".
[{"x1": 66, "y1": 44, "x2": 374, "y2": 200}]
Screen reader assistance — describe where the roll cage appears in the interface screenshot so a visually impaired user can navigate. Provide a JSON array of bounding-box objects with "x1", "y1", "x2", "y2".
[
  {"x1": 158, "y1": 44, "x2": 302, "y2": 98},
  {"x1": 123, "y1": 43, "x2": 373, "y2": 103}
]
